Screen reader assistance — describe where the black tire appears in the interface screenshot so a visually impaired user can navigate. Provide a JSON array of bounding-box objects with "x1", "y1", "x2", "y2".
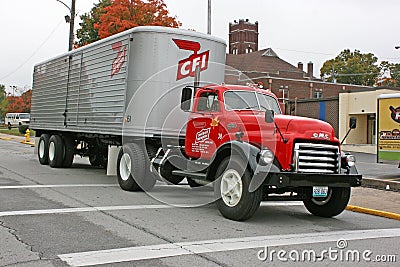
[
  {"x1": 214, "y1": 156, "x2": 263, "y2": 221},
  {"x1": 99, "y1": 149, "x2": 108, "y2": 169},
  {"x1": 303, "y1": 187, "x2": 351, "y2": 217},
  {"x1": 48, "y1": 135, "x2": 64, "y2": 168},
  {"x1": 160, "y1": 161, "x2": 184, "y2": 185},
  {"x1": 38, "y1": 134, "x2": 50, "y2": 165},
  {"x1": 89, "y1": 154, "x2": 102, "y2": 166},
  {"x1": 187, "y1": 178, "x2": 203, "y2": 188},
  {"x1": 117, "y1": 143, "x2": 156, "y2": 192},
  {"x1": 62, "y1": 136, "x2": 75, "y2": 168}
]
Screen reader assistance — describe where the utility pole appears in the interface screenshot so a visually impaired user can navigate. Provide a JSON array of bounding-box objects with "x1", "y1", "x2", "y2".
[
  {"x1": 56, "y1": 0, "x2": 75, "y2": 51},
  {"x1": 207, "y1": 0, "x2": 211, "y2": 34},
  {"x1": 69, "y1": 0, "x2": 76, "y2": 51}
]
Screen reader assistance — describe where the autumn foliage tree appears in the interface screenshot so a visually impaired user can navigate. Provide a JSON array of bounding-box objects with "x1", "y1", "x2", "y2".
[
  {"x1": 7, "y1": 90, "x2": 32, "y2": 113},
  {"x1": 76, "y1": 0, "x2": 111, "y2": 47},
  {"x1": 95, "y1": 0, "x2": 181, "y2": 39}
]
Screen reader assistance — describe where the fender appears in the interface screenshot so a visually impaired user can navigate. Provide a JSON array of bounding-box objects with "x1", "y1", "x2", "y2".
[{"x1": 206, "y1": 141, "x2": 280, "y2": 192}]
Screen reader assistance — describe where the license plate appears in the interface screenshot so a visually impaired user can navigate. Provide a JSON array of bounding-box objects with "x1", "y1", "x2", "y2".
[{"x1": 313, "y1": 186, "x2": 328, "y2": 197}]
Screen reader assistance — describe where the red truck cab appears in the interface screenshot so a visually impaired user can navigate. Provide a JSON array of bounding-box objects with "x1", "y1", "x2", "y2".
[{"x1": 151, "y1": 84, "x2": 361, "y2": 221}]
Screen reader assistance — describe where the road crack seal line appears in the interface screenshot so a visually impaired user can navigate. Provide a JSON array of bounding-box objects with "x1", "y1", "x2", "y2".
[
  {"x1": 28, "y1": 185, "x2": 225, "y2": 266},
  {"x1": 96, "y1": 211, "x2": 227, "y2": 266},
  {"x1": 0, "y1": 219, "x2": 43, "y2": 261}
]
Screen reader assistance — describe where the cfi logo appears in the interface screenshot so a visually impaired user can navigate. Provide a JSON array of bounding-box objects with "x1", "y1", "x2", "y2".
[
  {"x1": 174, "y1": 39, "x2": 210, "y2": 81},
  {"x1": 389, "y1": 106, "x2": 400, "y2": 123},
  {"x1": 111, "y1": 41, "x2": 127, "y2": 77}
]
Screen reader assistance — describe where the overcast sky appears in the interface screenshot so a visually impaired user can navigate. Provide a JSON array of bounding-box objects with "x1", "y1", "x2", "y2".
[{"x1": 1, "y1": 0, "x2": 400, "y2": 94}]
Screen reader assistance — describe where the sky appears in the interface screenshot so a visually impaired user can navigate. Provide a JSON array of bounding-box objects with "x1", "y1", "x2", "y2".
[{"x1": 1, "y1": 0, "x2": 400, "y2": 94}]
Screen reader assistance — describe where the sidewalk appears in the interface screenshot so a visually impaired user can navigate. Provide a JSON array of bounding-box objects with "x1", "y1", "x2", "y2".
[{"x1": 0, "y1": 132, "x2": 26, "y2": 142}]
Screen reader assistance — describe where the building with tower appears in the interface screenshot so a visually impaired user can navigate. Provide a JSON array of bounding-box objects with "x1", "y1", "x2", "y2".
[{"x1": 229, "y1": 19, "x2": 258, "y2": 55}]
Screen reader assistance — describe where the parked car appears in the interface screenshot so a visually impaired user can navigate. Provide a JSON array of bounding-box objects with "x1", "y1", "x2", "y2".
[{"x1": 5, "y1": 113, "x2": 30, "y2": 129}]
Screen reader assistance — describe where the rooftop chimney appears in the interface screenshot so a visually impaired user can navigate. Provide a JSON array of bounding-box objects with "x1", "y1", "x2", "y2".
[
  {"x1": 298, "y1": 62, "x2": 303, "y2": 71},
  {"x1": 307, "y1": 61, "x2": 314, "y2": 79}
]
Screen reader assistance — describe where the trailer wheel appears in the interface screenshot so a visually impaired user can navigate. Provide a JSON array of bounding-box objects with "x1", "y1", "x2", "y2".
[
  {"x1": 89, "y1": 154, "x2": 101, "y2": 166},
  {"x1": 214, "y1": 156, "x2": 263, "y2": 221},
  {"x1": 62, "y1": 136, "x2": 75, "y2": 168},
  {"x1": 38, "y1": 134, "x2": 50, "y2": 165},
  {"x1": 117, "y1": 143, "x2": 156, "y2": 191},
  {"x1": 303, "y1": 187, "x2": 351, "y2": 217},
  {"x1": 48, "y1": 135, "x2": 64, "y2": 168}
]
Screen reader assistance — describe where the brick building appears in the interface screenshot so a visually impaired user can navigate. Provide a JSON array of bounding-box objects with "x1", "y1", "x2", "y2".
[
  {"x1": 229, "y1": 19, "x2": 258, "y2": 55},
  {"x1": 226, "y1": 47, "x2": 375, "y2": 101},
  {"x1": 224, "y1": 19, "x2": 400, "y2": 140}
]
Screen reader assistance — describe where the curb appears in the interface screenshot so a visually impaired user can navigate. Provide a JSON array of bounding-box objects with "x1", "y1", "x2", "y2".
[
  {"x1": 362, "y1": 177, "x2": 400, "y2": 191},
  {"x1": 21, "y1": 140, "x2": 35, "y2": 146},
  {"x1": 346, "y1": 205, "x2": 400, "y2": 221}
]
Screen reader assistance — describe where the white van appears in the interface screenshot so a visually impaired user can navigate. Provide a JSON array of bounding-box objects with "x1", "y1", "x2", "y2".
[{"x1": 5, "y1": 113, "x2": 30, "y2": 129}]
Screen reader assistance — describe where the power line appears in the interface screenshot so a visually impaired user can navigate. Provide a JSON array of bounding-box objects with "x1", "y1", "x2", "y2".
[
  {"x1": 275, "y1": 47, "x2": 400, "y2": 61},
  {"x1": 0, "y1": 19, "x2": 64, "y2": 81}
]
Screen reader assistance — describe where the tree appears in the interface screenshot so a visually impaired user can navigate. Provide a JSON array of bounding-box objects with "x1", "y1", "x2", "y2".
[
  {"x1": 76, "y1": 0, "x2": 112, "y2": 47},
  {"x1": 0, "y1": 84, "x2": 8, "y2": 119},
  {"x1": 95, "y1": 0, "x2": 181, "y2": 39},
  {"x1": 320, "y1": 49, "x2": 380, "y2": 86},
  {"x1": 375, "y1": 61, "x2": 400, "y2": 87},
  {"x1": 7, "y1": 90, "x2": 32, "y2": 113}
]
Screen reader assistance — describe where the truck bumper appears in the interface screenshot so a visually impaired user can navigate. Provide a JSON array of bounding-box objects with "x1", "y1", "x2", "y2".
[{"x1": 255, "y1": 172, "x2": 362, "y2": 188}]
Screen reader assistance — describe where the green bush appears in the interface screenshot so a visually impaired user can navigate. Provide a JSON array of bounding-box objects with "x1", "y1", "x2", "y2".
[{"x1": 18, "y1": 124, "x2": 30, "y2": 134}]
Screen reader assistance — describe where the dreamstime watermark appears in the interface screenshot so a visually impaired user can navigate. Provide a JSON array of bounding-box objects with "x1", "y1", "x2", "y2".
[{"x1": 257, "y1": 239, "x2": 397, "y2": 263}]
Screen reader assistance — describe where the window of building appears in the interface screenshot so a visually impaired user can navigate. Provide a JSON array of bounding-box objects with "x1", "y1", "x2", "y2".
[
  {"x1": 367, "y1": 114, "x2": 376, "y2": 144},
  {"x1": 313, "y1": 90, "x2": 323, "y2": 99}
]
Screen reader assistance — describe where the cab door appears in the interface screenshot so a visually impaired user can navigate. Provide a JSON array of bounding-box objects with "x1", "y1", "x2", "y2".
[{"x1": 185, "y1": 90, "x2": 223, "y2": 160}]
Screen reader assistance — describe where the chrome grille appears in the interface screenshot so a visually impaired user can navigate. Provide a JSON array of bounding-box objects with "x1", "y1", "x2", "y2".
[{"x1": 294, "y1": 143, "x2": 340, "y2": 174}]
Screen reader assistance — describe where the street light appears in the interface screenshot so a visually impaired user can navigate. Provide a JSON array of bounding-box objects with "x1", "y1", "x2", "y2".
[
  {"x1": 395, "y1": 46, "x2": 400, "y2": 50},
  {"x1": 56, "y1": 0, "x2": 76, "y2": 51}
]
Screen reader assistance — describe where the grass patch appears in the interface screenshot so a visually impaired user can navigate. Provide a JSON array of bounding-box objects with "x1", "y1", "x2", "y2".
[{"x1": 0, "y1": 127, "x2": 35, "y2": 137}]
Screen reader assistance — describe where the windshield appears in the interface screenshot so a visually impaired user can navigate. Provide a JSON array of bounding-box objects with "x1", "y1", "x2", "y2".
[
  {"x1": 256, "y1": 93, "x2": 281, "y2": 114},
  {"x1": 224, "y1": 91, "x2": 281, "y2": 114},
  {"x1": 19, "y1": 114, "x2": 30, "y2": 119}
]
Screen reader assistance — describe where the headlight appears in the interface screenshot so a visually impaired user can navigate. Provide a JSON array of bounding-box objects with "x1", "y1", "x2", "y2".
[
  {"x1": 341, "y1": 152, "x2": 356, "y2": 168},
  {"x1": 258, "y1": 149, "x2": 274, "y2": 165},
  {"x1": 346, "y1": 154, "x2": 356, "y2": 167}
]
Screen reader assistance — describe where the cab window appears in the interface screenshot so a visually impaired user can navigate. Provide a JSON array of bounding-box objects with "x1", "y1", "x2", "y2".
[
  {"x1": 197, "y1": 92, "x2": 220, "y2": 112},
  {"x1": 224, "y1": 91, "x2": 258, "y2": 110}
]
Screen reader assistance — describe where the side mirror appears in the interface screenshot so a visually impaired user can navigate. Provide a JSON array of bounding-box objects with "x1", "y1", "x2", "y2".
[
  {"x1": 349, "y1": 117, "x2": 357, "y2": 129},
  {"x1": 181, "y1": 86, "x2": 192, "y2": 111},
  {"x1": 265, "y1": 109, "x2": 275, "y2": 123}
]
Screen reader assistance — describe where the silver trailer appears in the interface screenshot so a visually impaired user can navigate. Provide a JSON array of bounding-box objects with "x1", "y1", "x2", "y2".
[{"x1": 31, "y1": 27, "x2": 226, "y2": 175}]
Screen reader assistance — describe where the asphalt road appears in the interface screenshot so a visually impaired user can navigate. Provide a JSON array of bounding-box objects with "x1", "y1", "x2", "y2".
[{"x1": 0, "y1": 140, "x2": 399, "y2": 266}]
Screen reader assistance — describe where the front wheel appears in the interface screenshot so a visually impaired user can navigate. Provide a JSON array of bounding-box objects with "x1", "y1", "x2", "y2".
[
  {"x1": 117, "y1": 143, "x2": 156, "y2": 192},
  {"x1": 214, "y1": 156, "x2": 263, "y2": 221},
  {"x1": 303, "y1": 187, "x2": 351, "y2": 217}
]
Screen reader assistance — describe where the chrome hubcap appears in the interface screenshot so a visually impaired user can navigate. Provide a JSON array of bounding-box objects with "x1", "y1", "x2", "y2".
[
  {"x1": 49, "y1": 142, "x2": 55, "y2": 161},
  {"x1": 220, "y1": 169, "x2": 243, "y2": 207},
  {"x1": 120, "y1": 153, "x2": 131, "y2": 181},
  {"x1": 39, "y1": 140, "x2": 45, "y2": 158}
]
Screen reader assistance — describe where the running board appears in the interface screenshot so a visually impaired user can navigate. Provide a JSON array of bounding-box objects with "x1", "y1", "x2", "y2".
[{"x1": 171, "y1": 170, "x2": 207, "y2": 180}]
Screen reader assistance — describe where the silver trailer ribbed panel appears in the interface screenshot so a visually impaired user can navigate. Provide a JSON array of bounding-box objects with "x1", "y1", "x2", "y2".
[{"x1": 31, "y1": 26, "x2": 226, "y2": 137}]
